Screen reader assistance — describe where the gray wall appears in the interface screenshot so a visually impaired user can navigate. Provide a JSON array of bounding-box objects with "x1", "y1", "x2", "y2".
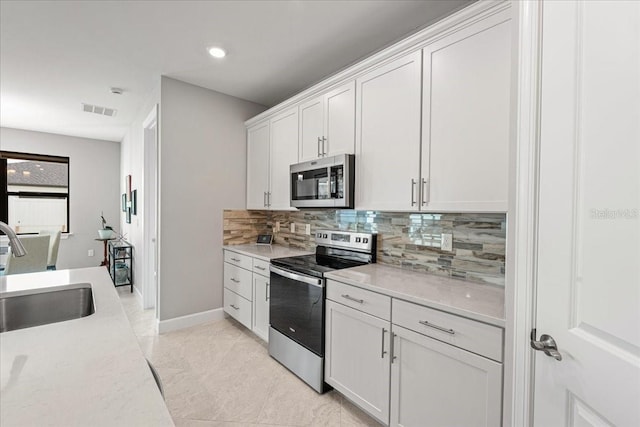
[
  {"x1": 158, "y1": 77, "x2": 265, "y2": 321},
  {"x1": 0, "y1": 127, "x2": 121, "y2": 269}
]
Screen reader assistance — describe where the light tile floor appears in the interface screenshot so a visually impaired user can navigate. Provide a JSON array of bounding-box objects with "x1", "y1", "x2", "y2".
[{"x1": 117, "y1": 288, "x2": 381, "y2": 427}]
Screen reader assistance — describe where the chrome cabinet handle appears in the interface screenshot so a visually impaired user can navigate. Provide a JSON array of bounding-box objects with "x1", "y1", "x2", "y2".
[
  {"x1": 322, "y1": 136, "x2": 327, "y2": 156},
  {"x1": 267, "y1": 192, "x2": 271, "y2": 207},
  {"x1": 411, "y1": 179, "x2": 417, "y2": 206},
  {"x1": 230, "y1": 278, "x2": 240, "y2": 283},
  {"x1": 263, "y1": 191, "x2": 267, "y2": 207},
  {"x1": 265, "y1": 283, "x2": 269, "y2": 301},
  {"x1": 255, "y1": 266, "x2": 266, "y2": 271},
  {"x1": 418, "y1": 320, "x2": 455, "y2": 335},
  {"x1": 390, "y1": 332, "x2": 397, "y2": 363},
  {"x1": 318, "y1": 137, "x2": 322, "y2": 157},
  {"x1": 381, "y1": 328, "x2": 388, "y2": 358},
  {"x1": 530, "y1": 329, "x2": 562, "y2": 361},
  {"x1": 230, "y1": 257, "x2": 241, "y2": 262},
  {"x1": 341, "y1": 294, "x2": 364, "y2": 304},
  {"x1": 230, "y1": 304, "x2": 239, "y2": 310},
  {"x1": 421, "y1": 178, "x2": 429, "y2": 206}
]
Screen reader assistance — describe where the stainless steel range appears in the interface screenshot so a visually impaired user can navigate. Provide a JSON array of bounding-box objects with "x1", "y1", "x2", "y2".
[{"x1": 268, "y1": 229, "x2": 376, "y2": 393}]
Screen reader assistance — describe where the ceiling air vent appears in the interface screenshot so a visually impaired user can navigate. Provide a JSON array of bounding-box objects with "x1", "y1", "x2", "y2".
[{"x1": 82, "y1": 103, "x2": 117, "y2": 117}]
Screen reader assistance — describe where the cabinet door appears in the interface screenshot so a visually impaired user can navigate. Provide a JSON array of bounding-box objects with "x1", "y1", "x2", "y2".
[
  {"x1": 299, "y1": 96, "x2": 324, "y2": 162},
  {"x1": 247, "y1": 121, "x2": 270, "y2": 209},
  {"x1": 355, "y1": 51, "x2": 422, "y2": 211},
  {"x1": 252, "y1": 274, "x2": 269, "y2": 342},
  {"x1": 421, "y1": 13, "x2": 511, "y2": 212},
  {"x1": 269, "y1": 108, "x2": 299, "y2": 210},
  {"x1": 390, "y1": 325, "x2": 502, "y2": 427},
  {"x1": 325, "y1": 300, "x2": 391, "y2": 425},
  {"x1": 324, "y1": 81, "x2": 355, "y2": 157}
]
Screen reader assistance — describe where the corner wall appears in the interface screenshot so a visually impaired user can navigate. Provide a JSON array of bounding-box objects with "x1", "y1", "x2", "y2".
[
  {"x1": 120, "y1": 82, "x2": 160, "y2": 297},
  {"x1": 159, "y1": 77, "x2": 265, "y2": 321},
  {"x1": 0, "y1": 127, "x2": 121, "y2": 269}
]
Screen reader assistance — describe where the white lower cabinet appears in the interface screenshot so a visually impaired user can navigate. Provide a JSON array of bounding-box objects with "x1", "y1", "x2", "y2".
[
  {"x1": 223, "y1": 249, "x2": 271, "y2": 342},
  {"x1": 325, "y1": 300, "x2": 391, "y2": 424},
  {"x1": 325, "y1": 280, "x2": 503, "y2": 427},
  {"x1": 390, "y1": 325, "x2": 502, "y2": 427},
  {"x1": 223, "y1": 287, "x2": 251, "y2": 329},
  {"x1": 252, "y1": 273, "x2": 270, "y2": 342}
]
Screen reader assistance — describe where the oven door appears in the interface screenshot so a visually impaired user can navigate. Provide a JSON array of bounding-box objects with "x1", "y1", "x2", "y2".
[{"x1": 269, "y1": 265, "x2": 325, "y2": 356}]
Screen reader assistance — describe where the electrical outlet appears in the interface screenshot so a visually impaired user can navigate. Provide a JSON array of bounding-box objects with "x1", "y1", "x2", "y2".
[
  {"x1": 275, "y1": 221, "x2": 280, "y2": 232},
  {"x1": 88, "y1": 249, "x2": 94, "y2": 257},
  {"x1": 304, "y1": 224, "x2": 311, "y2": 235},
  {"x1": 441, "y1": 233, "x2": 453, "y2": 252},
  {"x1": 291, "y1": 222, "x2": 296, "y2": 233}
]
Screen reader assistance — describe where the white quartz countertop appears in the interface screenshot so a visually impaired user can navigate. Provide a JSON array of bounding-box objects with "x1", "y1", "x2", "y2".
[
  {"x1": 223, "y1": 244, "x2": 313, "y2": 261},
  {"x1": 0, "y1": 267, "x2": 174, "y2": 427},
  {"x1": 325, "y1": 264, "x2": 505, "y2": 327}
]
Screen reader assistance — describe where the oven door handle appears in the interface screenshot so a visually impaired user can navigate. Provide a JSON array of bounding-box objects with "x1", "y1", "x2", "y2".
[{"x1": 269, "y1": 265, "x2": 324, "y2": 288}]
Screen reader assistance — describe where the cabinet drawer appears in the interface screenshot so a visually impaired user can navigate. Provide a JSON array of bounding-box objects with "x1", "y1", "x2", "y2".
[
  {"x1": 224, "y1": 250, "x2": 253, "y2": 270},
  {"x1": 223, "y1": 262, "x2": 253, "y2": 300},
  {"x1": 224, "y1": 288, "x2": 252, "y2": 329},
  {"x1": 392, "y1": 299, "x2": 503, "y2": 362},
  {"x1": 252, "y1": 258, "x2": 270, "y2": 276},
  {"x1": 327, "y1": 280, "x2": 391, "y2": 321}
]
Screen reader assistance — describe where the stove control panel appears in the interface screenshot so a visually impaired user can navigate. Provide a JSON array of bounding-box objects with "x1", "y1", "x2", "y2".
[{"x1": 315, "y1": 229, "x2": 376, "y2": 253}]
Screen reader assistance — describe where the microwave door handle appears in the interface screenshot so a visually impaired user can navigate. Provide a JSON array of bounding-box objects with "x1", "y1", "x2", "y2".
[{"x1": 269, "y1": 265, "x2": 323, "y2": 287}]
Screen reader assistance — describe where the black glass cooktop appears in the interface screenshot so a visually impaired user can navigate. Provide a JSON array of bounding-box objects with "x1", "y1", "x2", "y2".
[{"x1": 270, "y1": 253, "x2": 367, "y2": 279}]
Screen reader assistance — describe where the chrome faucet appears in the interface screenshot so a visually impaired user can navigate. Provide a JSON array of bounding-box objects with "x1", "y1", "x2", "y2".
[{"x1": 0, "y1": 221, "x2": 26, "y2": 257}]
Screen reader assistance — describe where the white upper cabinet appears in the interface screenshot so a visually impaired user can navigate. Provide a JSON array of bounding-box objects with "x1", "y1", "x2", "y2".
[
  {"x1": 269, "y1": 107, "x2": 298, "y2": 210},
  {"x1": 421, "y1": 12, "x2": 511, "y2": 212},
  {"x1": 246, "y1": 2, "x2": 511, "y2": 213},
  {"x1": 324, "y1": 82, "x2": 356, "y2": 158},
  {"x1": 299, "y1": 81, "x2": 355, "y2": 162},
  {"x1": 355, "y1": 51, "x2": 423, "y2": 211},
  {"x1": 299, "y1": 97, "x2": 324, "y2": 161},
  {"x1": 246, "y1": 120, "x2": 270, "y2": 209},
  {"x1": 246, "y1": 109, "x2": 298, "y2": 210}
]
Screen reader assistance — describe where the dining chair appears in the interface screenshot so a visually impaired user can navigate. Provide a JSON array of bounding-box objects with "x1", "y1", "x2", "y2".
[
  {"x1": 39, "y1": 230, "x2": 61, "y2": 270},
  {"x1": 4, "y1": 235, "x2": 50, "y2": 275}
]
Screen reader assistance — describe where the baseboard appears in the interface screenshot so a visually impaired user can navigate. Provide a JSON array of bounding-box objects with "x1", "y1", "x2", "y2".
[
  {"x1": 133, "y1": 285, "x2": 143, "y2": 303},
  {"x1": 157, "y1": 308, "x2": 225, "y2": 334}
]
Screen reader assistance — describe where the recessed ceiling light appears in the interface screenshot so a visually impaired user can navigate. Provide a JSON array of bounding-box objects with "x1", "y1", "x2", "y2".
[{"x1": 208, "y1": 46, "x2": 226, "y2": 58}]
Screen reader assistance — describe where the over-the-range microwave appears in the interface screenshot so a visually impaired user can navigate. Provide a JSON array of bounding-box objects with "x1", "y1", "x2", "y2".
[{"x1": 290, "y1": 154, "x2": 355, "y2": 208}]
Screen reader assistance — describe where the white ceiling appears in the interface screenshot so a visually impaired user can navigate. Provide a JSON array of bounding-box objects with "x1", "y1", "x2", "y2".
[{"x1": 0, "y1": 0, "x2": 472, "y2": 142}]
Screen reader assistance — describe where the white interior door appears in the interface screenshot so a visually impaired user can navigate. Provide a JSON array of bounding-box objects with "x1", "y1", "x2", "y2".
[
  {"x1": 143, "y1": 105, "x2": 159, "y2": 312},
  {"x1": 533, "y1": 1, "x2": 640, "y2": 426}
]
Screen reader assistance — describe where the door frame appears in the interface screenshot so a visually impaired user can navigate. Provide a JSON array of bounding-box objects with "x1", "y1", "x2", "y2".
[
  {"x1": 142, "y1": 104, "x2": 159, "y2": 313},
  {"x1": 504, "y1": 1, "x2": 543, "y2": 426}
]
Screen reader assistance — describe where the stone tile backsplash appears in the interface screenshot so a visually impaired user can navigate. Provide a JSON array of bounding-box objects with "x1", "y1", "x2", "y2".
[{"x1": 223, "y1": 210, "x2": 506, "y2": 286}]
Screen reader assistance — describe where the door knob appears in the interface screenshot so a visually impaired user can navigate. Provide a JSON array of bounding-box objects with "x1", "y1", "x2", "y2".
[{"x1": 530, "y1": 329, "x2": 562, "y2": 361}]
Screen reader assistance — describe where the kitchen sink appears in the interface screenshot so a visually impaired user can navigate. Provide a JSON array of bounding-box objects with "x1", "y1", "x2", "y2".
[{"x1": 0, "y1": 285, "x2": 95, "y2": 333}]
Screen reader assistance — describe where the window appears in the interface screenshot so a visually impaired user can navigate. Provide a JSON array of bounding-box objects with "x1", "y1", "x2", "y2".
[{"x1": 1, "y1": 151, "x2": 70, "y2": 234}]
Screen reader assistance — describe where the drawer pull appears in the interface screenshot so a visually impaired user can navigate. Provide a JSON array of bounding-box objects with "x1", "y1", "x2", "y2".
[
  {"x1": 230, "y1": 304, "x2": 240, "y2": 310},
  {"x1": 341, "y1": 294, "x2": 364, "y2": 304},
  {"x1": 230, "y1": 257, "x2": 241, "y2": 262},
  {"x1": 255, "y1": 266, "x2": 266, "y2": 271},
  {"x1": 390, "y1": 332, "x2": 397, "y2": 363},
  {"x1": 418, "y1": 320, "x2": 455, "y2": 335},
  {"x1": 381, "y1": 328, "x2": 388, "y2": 358},
  {"x1": 230, "y1": 278, "x2": 240, "y2": 283}
]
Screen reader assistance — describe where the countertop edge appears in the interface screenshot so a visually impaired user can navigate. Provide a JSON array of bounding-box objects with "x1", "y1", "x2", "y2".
[
  {"x1": 223, "y1": 244, "x2": 313, "y2": 261},
  {"x1": 324, "y1": 269, "x2": 506, "y2": 328}
]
